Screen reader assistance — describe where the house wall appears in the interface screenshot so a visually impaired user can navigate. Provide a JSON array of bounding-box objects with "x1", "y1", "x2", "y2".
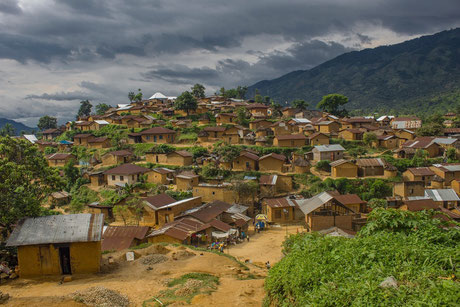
[
  {"x1": 306, "y1": 215, "x2": 353, "y2": 232},
  {"x1": 332, "y1": 164, "x2": 358, "y2": 178},
  {"x1": 156, "y1": 197, "x2": 202, "y2": 226},
  {"x1": 88, "y1": 141, "x2": 111, "y2": 149},
  {"x1": 259, "y1": 157, "x2": 284, "y2": 173},
  {"x1": 141, "y1": 134, "x2": 175, "y2": 144},
  {"x1": 17, "y1": 242, "x2": 101, "y2": 277},
  {"x1": 393, "y1": 182, "x2": 425, "y2": 197},
  {"x1": 313, "y1": 150, "x2": 344, "y2": 161},
  {"x1": 310, "y1": 136, "x2": 329, "y2": 146},
  {"x1": 167, "y1": 154, "x2": 193, "y2": 166},
  {"x1": 232, "y1": 156, "x2": 257, "y2": 171},
  {"x1": 145, "y1": 153, "x2": 168, "y2": 164},
  {"x1": 193, "y1": 186, "x2": 236, "y2": 203},
  {"x1": 358, "y1": 166, "x2": 384, "y2": 177},
  {"x1": 147, "y1": 235, "x2": 184, "y2": 245},
  {"x1": 277, "y1": 175, "x2": 293, "y2": 192},
  {"x1": 147, "y1": 172, "x2": 169, "y2": 185},
  {"x1": 265, "y1": 205, "x2": 295, "y2": 223},
  {"x1": 176, "y1": 177, "x2": 199, "y2": 191},
  {"x1": 48, "y1": 159, "x2": 70, "y2": 167},
  {"x1": 274, "y1": 138, "x2": 305, "y2": 147},
  {"x1": 107, "y1": 174, "x2": 140, "y2": 187}
]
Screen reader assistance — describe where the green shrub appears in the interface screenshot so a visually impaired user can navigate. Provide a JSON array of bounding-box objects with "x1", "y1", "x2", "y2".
[{"x1": 315, "y1": 160, "x2": 331, "y2": 172}]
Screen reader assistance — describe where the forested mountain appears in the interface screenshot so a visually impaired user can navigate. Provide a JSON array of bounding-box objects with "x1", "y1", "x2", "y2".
[
  {"x1": 248, "y1": 28, "x2": 460, "y2": 115},
  {"x1": 0, "y1": 118, "x2": 35, "y2": 134}
]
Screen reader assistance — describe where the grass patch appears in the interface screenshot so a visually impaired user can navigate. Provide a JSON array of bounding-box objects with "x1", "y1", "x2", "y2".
[{"x1": 143, "y1": 273, "x2": 219, "y2": 306}]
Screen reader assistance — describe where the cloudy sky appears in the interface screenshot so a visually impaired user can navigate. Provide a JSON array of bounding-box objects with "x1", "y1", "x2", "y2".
[{"x1": 0, "y1": 0, "x2": 459, "y2": 126}]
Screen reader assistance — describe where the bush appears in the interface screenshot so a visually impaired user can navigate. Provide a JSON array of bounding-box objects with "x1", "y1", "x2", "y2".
[
  {"x1": 315, "y1": 160, "x2": 331, "y2": 172},
  {"x1": 265, "y1": 209, "x2": 460, "y2": 306}
]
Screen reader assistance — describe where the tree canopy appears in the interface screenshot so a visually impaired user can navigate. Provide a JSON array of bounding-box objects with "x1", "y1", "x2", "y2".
[
  {"x1": 0, "y1": 123, "x2": 16, "y2": 137},
  {"x1": 317, "y1": 94, "x2": 349, "y2": 116},
  {"x1": 37, "y1": 115, "x2": 58, "y2": 131},
  {"x1": 191, "y1": 84, "x2": 206, "y2": 98},
  {"x1": 291, "y1": 99, "x2": 309, "y2": 110},
  {"x1": 77, "y1": 100, "x2": 93, "y2": 118},
  {"x1": 129, "y1": 89, "x2": 143, "y2": 102},
  {"x1": 175, "y1": 91, "x2": 198, "y2": 115},
  {"x1": 95, "y1": 103, "x2": 111, "y2": 115},
  {"x1": 0, "y1": 137, "x2": 64, "y2": 233}
]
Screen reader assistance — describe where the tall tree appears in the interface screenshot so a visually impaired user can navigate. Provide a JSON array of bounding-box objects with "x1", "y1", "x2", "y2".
[
  {"x1": 134, "y1": 89, "x2": 143, "y2": 102},
  {"x1": 37, "y1": 115, "x2": 58, "y2": 131},
  {"x1": 317, "y1": 94, "x2": 349, "y2": 116},
  {"x1": 236, "y1": 86, "x2": 248, "y2": 99},
  {"x1": 95, "y1": 103, "x2": 111, "y2": 115},
  {"x1": 128, "y1": 91, "x2": 135, "y2": 102},
  {"x1": 191, "y1": 84, "x2": 206, "y2": 98},
  {"x1": 77, "y1": 100, "x2": 92, "y2": 119},
  {"x1": 175, "y1": 91, "x2": 198, "y2": 115},
  {"x1": 0, "y1": 123, "x2": 16, "y2": 136},
  {"x1": 291, "y1": 99, "x2": 309, "y2": 110},
  {"x1": 0, "y1": 137, "x2": 64, "y2": 233}
]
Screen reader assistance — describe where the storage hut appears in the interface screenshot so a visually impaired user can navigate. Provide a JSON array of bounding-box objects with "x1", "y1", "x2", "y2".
[{"x1": 6, "y1": 214, "x2": 104, "y2": 277}]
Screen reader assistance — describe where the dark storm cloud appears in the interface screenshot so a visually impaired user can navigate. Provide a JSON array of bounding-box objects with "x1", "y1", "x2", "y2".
[
  {"x1": 142, "y1": 64, "x2": 220, "y2": 85},
  {"x1": 0, "y1": 0, "x2": 459, "y2": 64},
  {"x1": 141, "y1": 39, "x2": 353, "y2": 87},
  {"x1": 0, "y1": 0, "x2": 21, "y2": 15},
  {"x1": 25, "y1": 91, "x2": 96, "y2": 101}
]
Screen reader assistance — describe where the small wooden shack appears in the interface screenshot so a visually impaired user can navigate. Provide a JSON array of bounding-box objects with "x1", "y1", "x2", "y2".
[{"x1": 6, "y1": 214, "x2": 104, "y2": 277}]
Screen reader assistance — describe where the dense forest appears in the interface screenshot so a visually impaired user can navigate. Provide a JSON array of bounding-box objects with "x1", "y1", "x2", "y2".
[{"x1": 248, "y1": 28, "x2": 460, "y2": 115}]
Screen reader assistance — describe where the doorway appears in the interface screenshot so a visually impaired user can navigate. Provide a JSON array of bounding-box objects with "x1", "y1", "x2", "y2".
[{"x1": 59, "y1": 247, "x2": 72, "y2": 275}]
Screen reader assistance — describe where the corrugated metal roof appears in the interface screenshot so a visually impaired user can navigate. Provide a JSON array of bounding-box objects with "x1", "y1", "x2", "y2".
[
  {"x1": 356, "y1": 158, "x2": 385, "y2": 167},
  {"x1": 425, "y1": 189, "x2": 460, "y2": 202},
  {"x1": 313, "y1": 144, "x2": 345, "y2": 152},
  {"x1": 102, "y1": 226, "x2": 150, "y2": 251},
  {"x1": 7, "y1": 214, "x2": 104, "y2": 247},
  {"x1": 297, "y1": 192, "x2": 334, "y2": 215},
  {"x1": 333, "y1": 194, "x2": 366, "y2": 205}
]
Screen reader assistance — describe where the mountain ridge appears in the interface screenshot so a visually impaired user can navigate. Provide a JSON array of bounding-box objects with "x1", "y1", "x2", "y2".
[
  {"x1": 247, "y1": 28, "x2": 460, "y2": 114},
  {"x1": 0, "y1": 118, "x2": 35, "y2": 134}
]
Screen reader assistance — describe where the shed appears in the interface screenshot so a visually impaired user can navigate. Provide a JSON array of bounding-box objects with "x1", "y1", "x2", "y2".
[
  {"x1": 102, "y1": 226, "x2": 150, "y2": 251},
  {"x1": 6, "y1": 214, "x2": 104, "y2": 277}
]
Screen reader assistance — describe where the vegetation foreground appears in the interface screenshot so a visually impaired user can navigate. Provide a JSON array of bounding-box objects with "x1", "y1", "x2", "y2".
[{"x1": 264, "y1": 209, "x2": 460, "y2": 306}]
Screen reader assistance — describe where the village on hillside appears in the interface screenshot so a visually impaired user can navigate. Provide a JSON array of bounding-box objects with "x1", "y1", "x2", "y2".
[{"x1": 1, "y1": 87, "x2": 460, "y2": 305}]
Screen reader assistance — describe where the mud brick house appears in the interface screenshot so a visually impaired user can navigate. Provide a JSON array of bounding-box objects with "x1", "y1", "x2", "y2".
[
  {"x1": 258, "y1": 153, "x2": 287, "y2": 173},
  {"x1": 140, "y1": 127, "x2": 176, "y2": 144},
  {"x1": 330, "y1": 159, "x2": 358, "y2": 178},
  {"x1": 6, "y1": 214, "x2": 104, "y2": 277},
  {"x1": 402, "y1": 167, "x2": 436, "y2": 187},
  {"x1": 46, "y1": 153, "x2": 76, "y2": 167},
  {"x1": 273, "y1": 134, "x2": 307, "y2": 147},
  {"x1": 232, "y1": 151, "x2": 259, "y2": 171},
  {"x1": 101, "y1": 150, "x2": 133, "y2": 165},
  {"x1": 104, "y1": 163, "x2": 150, "y2": 187},
  {"x1": 147, "y1": 167, "x2": 175, "y2": 185}
]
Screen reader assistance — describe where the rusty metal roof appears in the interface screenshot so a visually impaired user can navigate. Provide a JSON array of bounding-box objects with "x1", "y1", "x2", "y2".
[
  {"x1": 407, "y1": 167, "x2": 435, "y2": 176},
  {"x1": 102, "y1": 226, "x2": 150, "y2": 251},
  {"x1": 275, "y1": 134, "x2": 307, "y2": 140},
  {"x1": 103, "y1": 163, "x2": 150, "y2": 175},
  {"x1": 355, "y1": 158, "x2": 385, "y2": 167},
  {"x1": 333, "y1": 194, "x2": 366, "y2": 205},
  {"x1": 264, "y1": 197, "x2": 298, "y2": 208},
  {"x1": 143, "y1": 193, "x2": 177, "y2": 210},
  {"x1": 6, "y1": 214, "x2": 104, "y2": 247}
]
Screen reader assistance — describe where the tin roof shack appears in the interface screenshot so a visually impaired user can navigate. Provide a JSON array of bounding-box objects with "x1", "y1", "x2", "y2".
[
  {"x1": 101, "y1": 226, "x2": 150, "y2": 252},
  {"x1": 49, "y1": 191, "x2": 71, "y2": 207},
  {"x1": 262, "y1": 197, "x2": 302, "y2": 223},
  {"x1": 430, "y1": 164, "x2": 460, "y2": 186},
  {"x1": 402, "y1": 167, "x2": 436, "y2": 187},
  {"x1": 393, "y1": 181, "x2": 425, "y2": 198},
  {"x1": 87, "y1": 202, "x2": 113, "y2": 222},
  {"x1": 147, "y1": 167, "x2": 175, "y2": 185},
  {"x1": 339, "y1": 128, "x2": 364, "y2": 141},
  {"x1": 297, "y1": 192, "x2": 356, "y2": 232},
  {"x1": 87, "y1": 137, "x2": 111, "y2": 149},
  {"x1": 104, "y1": 163, "x2": 150, "y2": 187},
  {"x1": 374, "y1": 135, "x2": 398, "y2": 149},
  {"x1": 273, "y1": 134, "x2": 307, "y2": 147},
  {"x1": 330, "y1": 159, "x2": 358, "y2": 178},
  {"x1": 424, "y1": 189, "x2": 460, "y2": 209},
  {"x1": 312, "y1": 144, "x2": 345, "y2": 162},
  {"x1": 259, "y1": 174, "x2": 293, "y2": 198},
  {"x1": 101, "y1": 150, "x2": 133, "y2": 166},
  {"x1": 147, "y1": 217, "x2": 205, "y2": 245},
  {"x1": 6, "y1": 214, "x2": 104, "y2": 277}
]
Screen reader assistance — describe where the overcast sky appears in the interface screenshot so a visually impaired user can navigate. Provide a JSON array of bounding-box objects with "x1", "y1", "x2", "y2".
[{"x1": 0, "y1": 0, "x2": 459, "y2": 126}]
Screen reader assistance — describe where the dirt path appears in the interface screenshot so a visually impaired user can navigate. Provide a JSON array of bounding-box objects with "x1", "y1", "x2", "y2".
[{"x1": 0, "y1": 226, "x2": 301, "y2": 306}]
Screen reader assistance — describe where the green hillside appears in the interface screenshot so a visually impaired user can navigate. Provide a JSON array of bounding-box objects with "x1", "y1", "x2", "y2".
[{"x1": 247, "y1": 28, "x2": 460, "y2": 115}]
